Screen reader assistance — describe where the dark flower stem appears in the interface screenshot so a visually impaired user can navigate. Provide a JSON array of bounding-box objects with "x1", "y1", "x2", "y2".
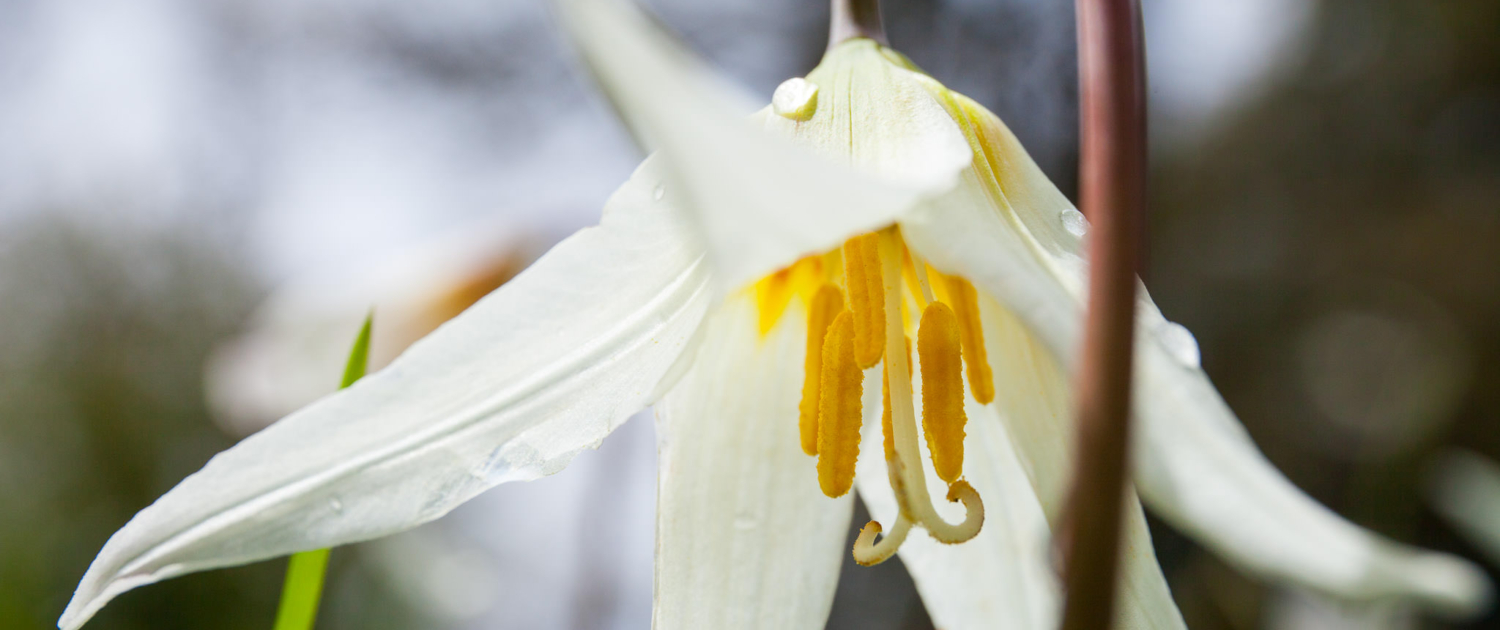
[
  {"x1": 1059, "y1": 0, "x2": 1147, "y2": 629},
  {"x1": 829, "y1": 0, "x2": 887, "y2": 49}
]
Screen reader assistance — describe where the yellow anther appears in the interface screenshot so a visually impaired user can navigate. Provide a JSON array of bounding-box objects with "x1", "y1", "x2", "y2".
[
  {"x1": 942, "y1": 274, "x2": 994, "y2": 405},
  {"x1": 918, "y1": 302, "x2": 967, "y2": 484},
  {"x1": 880, "y1": 336, "x2": 911, "y2": 462},
  {"x1": 842, "y1": 233, "x2": 886, "y2": 368},
  {"x1": 816, "y1": 311, "x2": 864, "y2": 498},
  {"x1": 799, "y1": 284, "x2": 845, "y2": 456}
]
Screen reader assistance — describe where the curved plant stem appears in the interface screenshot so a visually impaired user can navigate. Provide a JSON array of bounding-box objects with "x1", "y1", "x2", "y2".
[
  {"x1": 271, "y1": 313, "x2": 373, "y2": 630},
  {"x1": 1059, "y1": 0, "x2": 1148, "y2": 629}
]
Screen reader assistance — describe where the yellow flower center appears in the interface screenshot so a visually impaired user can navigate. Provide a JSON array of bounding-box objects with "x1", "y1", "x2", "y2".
[{"x1": 753, "y1": 227, "x2": 994, "y2": 564}]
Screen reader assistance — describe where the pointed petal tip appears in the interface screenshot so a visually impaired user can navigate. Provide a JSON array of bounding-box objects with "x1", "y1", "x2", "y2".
[
  {"x1": 58, "y1": 572, "x2": 143, "y2": 630},
  {"x1": 56, "y1": 158, "x2": 713, "y2": 630}
]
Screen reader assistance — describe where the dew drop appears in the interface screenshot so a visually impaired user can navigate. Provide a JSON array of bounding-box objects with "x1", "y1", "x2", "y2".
[
  {"x1": 772, "y1": 77, "x2": 819, "y2": 121},
  {"x1": 328, "y1": 497, "x2": 344, "y2": 514},
  {"x1": 1157, "y1": 320, "x2": 1201, "y2": 368},
  {"x1": 652, "y1": 183, "x2": 665, "y2": 201},
  {"x1": 1061, "y1": 208, "x2": 1088, "y2": 237}
]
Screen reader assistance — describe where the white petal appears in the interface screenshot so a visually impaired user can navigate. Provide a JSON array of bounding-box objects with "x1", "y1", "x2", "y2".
[
  {"x1": 1428, "y1": 450, "x2": 1500, "y2": 565},
  {"x1": 553, "y1": 0, "x2": 969, "y2": 292},
  {"x1": 854, "y1": 367, "x2": 1060, "y2": 630},
  {"x1": 59, "y1": 157, "x2": 713, "y2": 630},
  {"x1": 1133, "y1": 302, "x2": 1491, "y2": 616},
  {"x1": 206, "y1": 218, "x2": 530, "y2": 436},
  {"x1": 901, "y1": 169, "x2": 1084, "y2": 372},
  {"x1": 653, "y1": 296, "x2": 853, "y2": 629},
  {"x1": 903, "y1": 103, "x2": 1491, "y2": 613}
]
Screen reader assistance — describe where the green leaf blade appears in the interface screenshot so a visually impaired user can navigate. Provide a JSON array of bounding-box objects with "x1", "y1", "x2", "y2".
[{"x1": 271, "y1": 311, "x2": 372, "y2": 630}]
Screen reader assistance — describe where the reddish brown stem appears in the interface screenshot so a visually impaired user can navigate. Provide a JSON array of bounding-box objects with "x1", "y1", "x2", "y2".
[{"x1": 1059, "y1": 0, "x2": 1147, "y2": 629}]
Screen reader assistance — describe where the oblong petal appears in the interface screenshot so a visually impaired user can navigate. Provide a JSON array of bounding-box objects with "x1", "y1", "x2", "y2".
[
  {"x1": 1133, "y1": 311, "x2": 1493, "y2": 615},
  {"x1": 59, "y1": 157, "x2": 713, "y2": 630},
  {"x1": 653, "y1": 297, "x2": 853, "y2": 629},
  {"x1": 902, "y1": 99, "x2": 1492, "y2": 613},
  {"x1": 554, "y1": 0, "x2": 970, "y2": 292},
  {"x1": 854, "y1": 373, "x2": 1060, "y2": 630}
]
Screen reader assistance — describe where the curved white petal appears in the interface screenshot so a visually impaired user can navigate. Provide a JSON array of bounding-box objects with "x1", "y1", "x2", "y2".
[
  {"x1": 902, "y1": 101, "x2": 1492, "y2": 614},
  {"x1": 1132, "y1": 305, "x2": 1492, "y2": 616},
  {"x1": 854, "y1": 361, "x2": 1059, "y2": 630},
  {"x1": 59, "y1": 158, "x2": 713, "y2": 630},
  {"x1": 554, "y1": 0, "x2": 970, "y2": 292},
  {"x1": 653, "y1": 297, "x2": 853, "y2": 629}
]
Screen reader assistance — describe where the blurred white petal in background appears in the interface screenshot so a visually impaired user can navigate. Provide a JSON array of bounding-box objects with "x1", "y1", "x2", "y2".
[
  {"x1": 1429, "y1": 451, "x2": 1500, "y2": 565},
  {"x1": 205, "y1": 218, "x2": 533, "y2": 435}
]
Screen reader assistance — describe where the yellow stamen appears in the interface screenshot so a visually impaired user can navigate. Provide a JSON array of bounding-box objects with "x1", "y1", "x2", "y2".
[
  {"x1": 875, "y1": 229, "x2": 982, "y2": 545},
  {"x1": 942, "y1": 274, "x2": 994, "y2": 405},
  {"x1": 842, "y1": 234, "x2": 886, "y2": 368},
  {"x1": 782, "y1": 229, "x2": 991, "y2": 562},
  {"x1": 816, "y1": 311, "x2": 863, "y2": 498},
  {"x1": 917, "y1": 302, "x2": 967, "y2": 484},
  {"x1": 799, "y1": 284, "x2": 845, "y2": 455}
]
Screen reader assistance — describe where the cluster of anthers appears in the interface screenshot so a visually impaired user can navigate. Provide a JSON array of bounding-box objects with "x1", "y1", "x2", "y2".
[{"x1": 756, "y1": 227, "x2": 994, "y2": 564}]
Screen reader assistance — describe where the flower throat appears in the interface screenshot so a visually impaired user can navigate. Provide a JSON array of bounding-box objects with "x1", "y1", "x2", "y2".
[{"x1": 755, "y1": 227, "x2": 992, "y2": 564}]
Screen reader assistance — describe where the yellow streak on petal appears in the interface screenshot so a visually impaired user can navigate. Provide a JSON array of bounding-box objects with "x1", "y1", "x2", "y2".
[
  {"x1": 899, "y1": 243, "x2": 931, "y2": 309},
  {"x1": 799, "y1": 283, "x2": 845, "y2": 456},
  {"x1": 755, "y1": 268, "x2": 795, "y2": 335},
  {"x1": 817, "y1": 311, "x2": 864, "y2": 498},
  {"x1": 842, "y1": 234, "x2": 886, "y2": 368},
  {"x1": 754, "y1": 257, "x2": 827, "y2": 336},
  {"x1": 918, "y1": 302, "x2": 967, "y2": 484}
]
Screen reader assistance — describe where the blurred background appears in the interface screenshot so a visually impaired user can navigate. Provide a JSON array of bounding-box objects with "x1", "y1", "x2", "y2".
[{"x1": 0, "y1": 0, "x2": 1496, "y2": 629}]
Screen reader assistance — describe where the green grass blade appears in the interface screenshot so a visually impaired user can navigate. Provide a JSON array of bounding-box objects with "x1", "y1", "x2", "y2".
[
  {"x1": 272, "y1": 548, "x2": 332, "y2": 630},
  {"x1": 339, "y1": 313, "x2": 373, "y2": 388},
  {"x1": 272, "y1": 312, "x2": 373, "y2": 630}
]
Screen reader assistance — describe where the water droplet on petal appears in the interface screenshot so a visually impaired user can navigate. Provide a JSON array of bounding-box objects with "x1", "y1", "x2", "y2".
[
  {"x1": 1157, "y1": 320, "x2": 1201, "y2": 368},
  {"x1": 652, "y1": 183, "x2": 665, "y2": 201},
  {"x1": 328, "y1": 497, "x2": 344, "y2": 513},
  {"x1": 772, "y1": 77, "x2": 818, "y2": 121},
  {"x1": 1061, "y1": 208, "x2": 1088, "y2": 237}
]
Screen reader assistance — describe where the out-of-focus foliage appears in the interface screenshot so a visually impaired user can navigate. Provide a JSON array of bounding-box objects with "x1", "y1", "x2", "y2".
[
  {"x1": 0, "y1": 219, "x2": 424, "y2": 630},
  {"x1": 1147, "y1": 0, "x2": 1500, "y2": 628}
]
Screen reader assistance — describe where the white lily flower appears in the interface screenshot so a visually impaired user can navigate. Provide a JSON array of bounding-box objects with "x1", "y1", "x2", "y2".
[{"x1": 61, "y1": 1, "x2": 1491, "y2": 630}]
